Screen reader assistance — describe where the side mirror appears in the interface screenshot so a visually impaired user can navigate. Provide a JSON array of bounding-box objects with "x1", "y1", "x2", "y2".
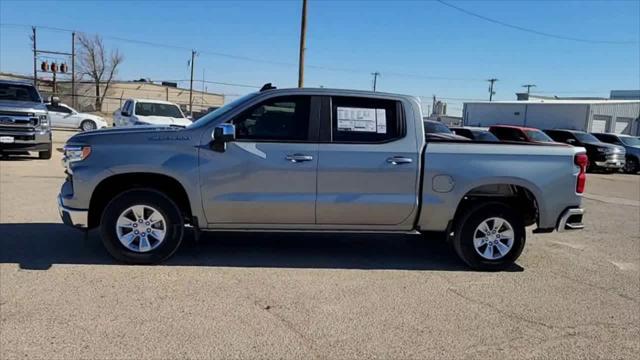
[
  {"x1": 121, "y1": 110, "x2": 130, "y2": 117},
  {"x1": 566, "y1": 139, "x2": 576, "y2": 144},
  {"x1": 211, "y1": 124, "x2": 235, "y2": 152},
  {"x1": 50, "y1": 96, "x2": 60, "y2": 106}
]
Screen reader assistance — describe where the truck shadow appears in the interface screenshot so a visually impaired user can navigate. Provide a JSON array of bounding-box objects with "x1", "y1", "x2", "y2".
[{"x1": 0, "y1": 223, "x2": 524, "y2": 272}]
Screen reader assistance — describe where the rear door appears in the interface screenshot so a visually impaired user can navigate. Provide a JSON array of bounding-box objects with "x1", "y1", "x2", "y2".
[
  {"x1": 199, "y1": 95, "x2": 320, "y2": 225},
  {"x1": 315, "y1": 96, "x2": 420, "y2": 227}
]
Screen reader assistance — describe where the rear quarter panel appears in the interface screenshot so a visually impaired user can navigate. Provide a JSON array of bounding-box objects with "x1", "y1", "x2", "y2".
[{"x1": 419, "y1": 142, "x2": 584, "y2": 231}]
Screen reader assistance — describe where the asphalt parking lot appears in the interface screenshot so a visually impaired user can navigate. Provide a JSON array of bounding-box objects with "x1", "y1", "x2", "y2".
[{"x1": 1, "y1": 130, "x2": 639, "y2": 359}]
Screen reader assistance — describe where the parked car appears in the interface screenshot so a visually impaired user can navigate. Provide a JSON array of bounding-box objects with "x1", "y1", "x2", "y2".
[
  {"x1": 0, "y1": 80, "x2": 52, "y2": 159},
  {"x1": 450, "y1": 126, "x2": 499, "y2": 142},
  {"x1": 489, "y1": 125, "x2": 559, "y2": 144},
  {"x1": 113, "y1": 99, "x2": 191, "y2": 127},
  {"x1": 46, "y1": 103, "x2": 108, "y2": 131},
  {"x1": 592, "y1": 133, "x2": 640, "y2": 174},
  {"x1": 544, "y1": 129, "x2": 625, "y2": 172},
  {"x1": 423, "y1": 120, "x2": 469, "y2": 141},
  {"x1": 59, "y1": 87, "x2": 586, "y2": 271}
]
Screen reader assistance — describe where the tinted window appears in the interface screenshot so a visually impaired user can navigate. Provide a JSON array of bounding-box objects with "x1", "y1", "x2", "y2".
[
  {"x1": 424, "y1": 121, "x2": 452, "y2": 134},
  {"x1": 135, "y1": 102, "x2": 184, "y2": 118},
  {"x1": 474, "y1": 131, "x2": 499, "y2": 142},
  {"x1": 451, "y1": 128, "x2": 472, "y2": 139},
  {"x1": 620, "y1": 136, "x2": 640, "y2": 146},
  {"x1": 594, "y1": 134, "x2": 621, "y2": 144},
  {"x1": 331, "y1": 97, "x2": 401, "y2": 143},
  {"x1": 524, "y1": 130, "x2": 554, "y2": 142},
  {"x1": 491, "y1": 127, "x2": 526, "y2": 141},
  {"x1": 231, "y1": 95, "x2": 311, "y2": 141},
  {"x1": 0, "y1": 83, "x2": 41, "y2": 102},
  {"x1": 573, "y1": 132, "x2": 600, "y2": 143},
  {"x1": 47, "y1": 104, "x2": 72, "y2": 113}
]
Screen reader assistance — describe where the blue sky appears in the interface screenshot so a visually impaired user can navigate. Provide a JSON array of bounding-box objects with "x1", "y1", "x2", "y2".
[{"x1": 1, "y1": 0, "x2": 639, "y2": 115}]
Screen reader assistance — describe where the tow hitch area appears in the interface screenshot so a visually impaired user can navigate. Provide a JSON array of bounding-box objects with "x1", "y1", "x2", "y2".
[{"x1": 557, "y1": 208, "x2": 585, "y2": 231}]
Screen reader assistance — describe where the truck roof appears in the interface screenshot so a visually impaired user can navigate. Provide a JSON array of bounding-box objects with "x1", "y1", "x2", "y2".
[
  {"x1": 488, "y1": 124, "x2": 543, "y2": 131},
  {"x1": 255, "y1": 87, "x2": 416, "y2": 100},
  {"x1": 0, "y1": 79, "x2": 36, "y2": 86},
  {"x1": 126, "y1": 98, "x2": 181, "y2": 105}
]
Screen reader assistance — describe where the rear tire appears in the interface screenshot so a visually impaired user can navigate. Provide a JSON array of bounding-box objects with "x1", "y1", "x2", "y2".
[
  {"x1": 38, "y1": 144, "x2": 52, "y2": 159},
  {"x1": 452, "y1": 202, "x2": 526, "y2": 271},
  {"x1": 80, "y1": 120, "x2": 97, "y2": 132},
  {"x1": 100, "y1": 189, "x2": 184, "y2": 264}
]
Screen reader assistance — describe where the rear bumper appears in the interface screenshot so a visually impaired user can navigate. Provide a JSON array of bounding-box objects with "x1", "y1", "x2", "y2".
[
  {"x1": 556, "y1": 207, "x2": 585, "y2": 232},
  {"x1": 57, "y1": 194, "x2": 88, "y2": 229}
]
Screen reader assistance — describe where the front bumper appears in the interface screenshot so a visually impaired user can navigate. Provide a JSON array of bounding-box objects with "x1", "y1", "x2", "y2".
[
  {"x1": 57, "y1": 195, "x2": 89, "y2": 229},
  {"x1": 556, "y1": 208, "x2": 585, "y2": 232},
  {"x1": 0, "y1": 128, "x2": 51, "y2": 152},
  {"x1": 594, "y1": 153, "x2": 625, "y2": 169}
]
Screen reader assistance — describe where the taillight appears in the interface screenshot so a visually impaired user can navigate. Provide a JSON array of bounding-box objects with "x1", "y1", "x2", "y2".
[{"x1": 575, "y1": 153, "x2": 588, "y2": 193}]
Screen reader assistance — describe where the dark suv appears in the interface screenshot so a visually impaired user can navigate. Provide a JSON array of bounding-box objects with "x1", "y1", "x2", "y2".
[
  {"x1": 592, "y1": 133, "x2": 640, "y2": 174},
  {"x1": 544, "y1": 129, "x2": 625, "y2": 172}
]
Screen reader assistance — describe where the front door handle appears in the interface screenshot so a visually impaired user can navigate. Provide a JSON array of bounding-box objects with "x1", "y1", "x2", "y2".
[
  {"x1": 286, "y1": 153, "x2": 314, "y2": 163},
  {"x1": 387, "y1": 156, "x2": 413, "y2": 165}
]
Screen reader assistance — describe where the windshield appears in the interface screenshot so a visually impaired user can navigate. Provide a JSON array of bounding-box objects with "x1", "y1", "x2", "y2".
[
  {"x1": 573, "y1": 132, "x2": 601, "y2": 143},
  {"x1": 475, "y1": 131, "x2": 499, "y2": 141},
  {"x1": 620, "y1": 136, "x2": 640, "y2": 146},
  {"x1": 424, "y1": 121, "x2": 452, "y2": 134},
  {"x1": 188, "y1": 92, "x2": 259, "y2": 128},
  {"x1": 135, "y1": 102, "x2": 185, "y2": 118},
  {"x1": 525, "y1": 130, "x2": 554, "y2": 142},
  {"x1": 0, "y1": 83, "x2": 41, "y2": 102}
]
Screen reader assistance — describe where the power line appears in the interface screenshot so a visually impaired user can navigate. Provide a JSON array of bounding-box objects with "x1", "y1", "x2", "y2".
[
  {"x1": 436, "y1": 0, "x2": 638, "y2": 45},
  {"x1": 0, "y1": 22, "x2": 488, "y2": 83}
]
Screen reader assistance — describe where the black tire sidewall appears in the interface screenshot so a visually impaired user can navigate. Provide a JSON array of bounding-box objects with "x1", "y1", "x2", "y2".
[
  {"x1": 453, "y1": 202, "x2": 526, "y2": 270},
  {"x1": 81, "y1": 120, "x2": 96, "y2": 131},
  {"x1": 625, "y1": 157, "x2": 639, "y2": 174},
  {"x1": 39, "y1": 144, "x2": 52, "y2": 159},
  {"x1": 100, "y1": 189, "x2": 184, "y2": 264}
]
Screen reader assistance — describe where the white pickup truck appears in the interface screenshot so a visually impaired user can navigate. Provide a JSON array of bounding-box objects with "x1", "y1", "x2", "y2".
[
  {"x1": 113, "y1": 98, "x2": 192, "y2": 127},
  {"x1": 59, "y1": 87, "x2": 587, "y2": 270}
]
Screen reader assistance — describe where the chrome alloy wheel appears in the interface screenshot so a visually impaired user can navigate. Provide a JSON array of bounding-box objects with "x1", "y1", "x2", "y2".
[
  {"x1": 115, "y1": 205, "x2": 167, "y2": 253},
  {"x1": 473, "y1": 217, "x2": 515, "y2": 260}
]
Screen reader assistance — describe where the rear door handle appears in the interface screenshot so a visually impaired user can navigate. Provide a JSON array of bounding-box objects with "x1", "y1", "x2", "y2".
[
  {"x1": 387, "y1": 156, "x2": 413, "y2": 165},
  {"x1": 286, "y1": 153, "x2": 314, "y2": 162}
]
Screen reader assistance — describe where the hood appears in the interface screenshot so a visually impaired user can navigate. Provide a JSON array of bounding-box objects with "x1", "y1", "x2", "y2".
[
  {"x1": 68, "y1": 125, "x2": 182, "y2": 142},
  {"x1": 0, "y1": 100, "x2": 47, "y2": 113},
  {"x1": 583, "y1": 141, "x2": 625, "y2": 153},
  {"x1": 136, "y1": 115, "x2": 192, "y2": 126}
]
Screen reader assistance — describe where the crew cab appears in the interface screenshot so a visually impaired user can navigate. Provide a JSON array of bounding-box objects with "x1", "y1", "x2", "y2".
[
  {"x1": 113, "y1": 98, "x2": 191, "y2": 127},
  {"x1": 544, "y1": 129, "x2": 626, "y2": 172},
  {"x1": 46, "y1": 102, "x2": 108, "y2": 131},
  {"x1": 0, "y1": 80, "x2": 52, "y2": 159},
  {"x1": 58, "y1": 87, "x2": 587, "y2": 270}
]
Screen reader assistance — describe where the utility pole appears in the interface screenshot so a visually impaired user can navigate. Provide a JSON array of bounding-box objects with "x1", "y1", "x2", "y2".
[
  {"x1": 297, "y1": 0, "x2": 308, "y2": 88},
  {"x1": 522, "y1": 84, "x2": 536, "y2": 95},
  {"x1": 371, "y1": 71, "x2": 380, "y2": 91},
  {"x1": 71, "y1": 32, "x2": 76, "y2": 108},
  {"x1": 487, "y1": 78, "x2": 498, "y2": 101},
  {"x1": 32, "y1": 27, "x2": 37, "y2": 88},
  {"x1": 189, "y1": 49, "x2": 196, "y2": 117}
]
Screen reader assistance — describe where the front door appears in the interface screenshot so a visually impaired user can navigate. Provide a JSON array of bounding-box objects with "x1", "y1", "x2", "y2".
[
  {"x1": 46, "y1": 104, "x2": 75, "y2": 128},
  {"x1": 199, "y1": 95, "x2": 319, "y2": 225},
  {"x1": 316, "y1": 96, "x2": 420, "y2": 227}
]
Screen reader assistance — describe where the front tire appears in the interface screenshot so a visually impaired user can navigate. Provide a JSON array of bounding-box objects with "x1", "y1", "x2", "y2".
[
  {"x1": 38, "y1": 143, "x2": 52, "y2": 159},
  {"x1": 100, "y1": 189, "x2": 184, "y2": 264},
  {"x1": 452, "y1": 202, "x2": 526, "y2": 271},
  {"x1": 624, "y1": 157, "x2": 639, "y2": 174},
  {"x1": 80, "y1": 120, "x2": 97, "y2": 132}
]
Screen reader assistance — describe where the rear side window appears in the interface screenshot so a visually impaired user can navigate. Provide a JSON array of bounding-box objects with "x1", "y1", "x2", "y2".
[
  {"x1": 491, "y1": 127, "x2": 525, "y2": 141},
  {"x1": 331, "y1": 96, "x2": 402, "y2": 143}
]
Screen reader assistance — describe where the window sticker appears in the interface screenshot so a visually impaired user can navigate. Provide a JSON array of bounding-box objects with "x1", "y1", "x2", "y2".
[{"x1": 337, "y1": 107, "x2": 387, "y2": 133}]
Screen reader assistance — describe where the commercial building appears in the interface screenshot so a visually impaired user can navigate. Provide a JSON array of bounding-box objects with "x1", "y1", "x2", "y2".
[{"x1": 463, "y1": 99, "x2": 640, "y2": 135}]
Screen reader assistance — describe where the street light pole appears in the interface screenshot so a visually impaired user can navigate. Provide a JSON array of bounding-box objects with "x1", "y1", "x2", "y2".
[
  {"x1": 371, "y1": 71, "x2": 380, "y2": 91},
  {"x1": 487, "y1": 78, "x2": 498, "y2": 101},
  {"x1": 189, "y1": 49, "x2": 196, "y2": 117},
  {"x1": 297, "y1": 0, "x2": 308, "y2": 88}
]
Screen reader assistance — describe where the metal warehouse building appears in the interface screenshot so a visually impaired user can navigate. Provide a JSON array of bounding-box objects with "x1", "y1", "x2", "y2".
[{"x1": 462, "y1": 100, "x2": 640, "y2": 135}]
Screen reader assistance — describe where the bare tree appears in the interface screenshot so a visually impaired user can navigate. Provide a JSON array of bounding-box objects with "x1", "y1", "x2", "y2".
[{"x1": 77, "y1": 34, "x2": 123, "y2": 111}]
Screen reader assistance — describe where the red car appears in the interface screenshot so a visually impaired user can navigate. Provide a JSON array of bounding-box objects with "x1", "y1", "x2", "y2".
[{"x1": 489, "y1": 125, "x2": 562, "y2": 145}]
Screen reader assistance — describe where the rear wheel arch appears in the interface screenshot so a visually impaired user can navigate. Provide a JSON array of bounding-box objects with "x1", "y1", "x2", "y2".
[{"x1": 88, "y1": 172, "x2": 193, "y2": 228}]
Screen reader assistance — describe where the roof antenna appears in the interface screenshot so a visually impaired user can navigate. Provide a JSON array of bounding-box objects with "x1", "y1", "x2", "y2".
[{"x1": 260, "y1": 83, "x2": 276, "y2": 92}]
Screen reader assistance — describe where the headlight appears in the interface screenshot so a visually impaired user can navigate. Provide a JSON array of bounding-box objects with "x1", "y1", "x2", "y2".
[
  {"x1": 63, "y1": 145, "x2": 91, "y2": 163},
  {"x1": 39, "y1": 114, "x2": 49, "y2": 128}
]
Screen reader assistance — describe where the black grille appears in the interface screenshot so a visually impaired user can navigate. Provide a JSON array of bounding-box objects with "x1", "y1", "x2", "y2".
[
  {"x1": 0, "y1": 110, "x2": 35, "y2": 117},
  {"x1": 0, "y1": 126, "x2": 35, "y2": 133}
]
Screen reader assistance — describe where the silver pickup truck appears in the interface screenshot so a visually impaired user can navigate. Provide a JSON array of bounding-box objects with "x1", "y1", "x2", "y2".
[
  {"x1": 0, "y1": 80, "x2": 52, "y2": 159},
  {"x1": 58, "y1": 87, "x2": 587, "y2": 270}
]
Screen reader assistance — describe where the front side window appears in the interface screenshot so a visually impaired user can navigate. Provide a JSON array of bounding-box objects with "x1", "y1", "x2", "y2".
[
  {"x1": 230, "y1": 95, "x2": 311, "y2": 141},
  {"x1": 135, "y1": 102, "x2": 184, "y2": 118},
  {"x1": 331, "y1": 96, "x2": 402, "y2": 143},
  {"x1": 493, "y1": 128, "x2": 525, "y2": 141},
  {"x1": 46, "y1": 104, "x2": 72, "y2": 113}
]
